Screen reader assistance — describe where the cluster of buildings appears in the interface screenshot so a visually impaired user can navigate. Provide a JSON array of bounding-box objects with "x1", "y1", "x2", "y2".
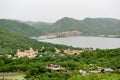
[
  {"x1": 16, "y1": 48, "x2": 38, "y2": 58},
  {"x1": 15, "y1": 47, "x2": 93, "y2": 58},
  {"x1": 55, "y1": 48, "x2": 85, "y2": 55},
  {"x1": 64, "y1": 49, "x2": 83, "y2": 55},
  {"x1": 15, "y1": 47, "x2": 85, "y2": 58},
  {"x1": 46, "y1": 30, "x2": 81, "y2": 38}
]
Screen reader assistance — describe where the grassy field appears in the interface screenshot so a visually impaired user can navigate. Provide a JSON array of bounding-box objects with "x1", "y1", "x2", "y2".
[{"x1": 0, "y1": 74, "x2": 25, "y2": 80}]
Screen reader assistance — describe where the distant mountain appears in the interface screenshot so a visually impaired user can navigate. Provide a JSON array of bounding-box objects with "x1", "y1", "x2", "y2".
[
  {"x1": 24, "y1": 21, "x2": 52, "y2": 33},
  {"x1": 50, "y1": 17, "x2": 80, "y2": 32},
  {"x1": 50, "y1": 17, "x2": 120, "y2": 36},
  {"x1": 1, "y1": 17, "x2": 120, "y2": 37},
  {"x1": 0, "y1": 19, "x2": 42, "y2": 37}
]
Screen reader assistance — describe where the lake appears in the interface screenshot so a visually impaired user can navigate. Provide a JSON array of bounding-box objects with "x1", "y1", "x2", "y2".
[{"x1": 37, "y1": 36, "x2": 120, "y2": 49}]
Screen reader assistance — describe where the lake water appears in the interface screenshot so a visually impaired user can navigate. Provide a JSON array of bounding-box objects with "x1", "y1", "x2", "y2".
[{"x1": 38, "y1": 36, "x2": 120, "y2": 49}]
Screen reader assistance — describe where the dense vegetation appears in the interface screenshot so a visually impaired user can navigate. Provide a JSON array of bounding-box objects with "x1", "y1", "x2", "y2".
[
  {"x1": 50, "y1": 17, "x2": 120, "y2": 36},
  {"x1": 0, "y1": 28, "x2": 70, "y2": 54},
  {"x1": 24, "y1": 21, "x2": 52, "y2": 34},
  {"x1": 0, "y1": 48, "x2": 120, "y2": 80},
  {"x1": 0, "y1": 19, "x2": 42, "y2": 37}
]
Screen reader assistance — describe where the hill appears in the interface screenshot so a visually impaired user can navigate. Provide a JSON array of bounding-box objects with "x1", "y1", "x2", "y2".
[
  {"x1": 1, "y1": 17, "x2": 120, "y2": 37},
  {"x1": 50, "y1": 17, "x2": 120, "y2": 36},
  {"x1": 0, "y1": 19, "x2": 42, "y2": 37},
  {"x1": 0, "y1": 28, "x2": 69, "y2": 54},
  {"x1": 24, "y1": 21, "x2": 52, "y2": 33},
  {"x1": 50, "y1": 17, "x2": 80, "y2": 32}
]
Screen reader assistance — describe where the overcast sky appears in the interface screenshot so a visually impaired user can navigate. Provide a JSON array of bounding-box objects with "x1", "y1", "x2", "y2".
[{"x1": 0, "y1": 0, "x2": 120, "y2": 22}]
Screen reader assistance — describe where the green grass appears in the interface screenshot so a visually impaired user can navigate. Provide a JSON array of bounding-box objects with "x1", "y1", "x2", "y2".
[
  {"x1": 69, "y1": 73, "x2": 120, "y2": 80},
  {"x1": 0, "y1": 74, "x2": 25, "y2": 80}
]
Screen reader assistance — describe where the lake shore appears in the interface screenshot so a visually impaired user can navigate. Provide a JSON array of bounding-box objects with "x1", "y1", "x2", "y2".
[{"x1": 37, "y1": 36, "x2": 120, "y2": 49}]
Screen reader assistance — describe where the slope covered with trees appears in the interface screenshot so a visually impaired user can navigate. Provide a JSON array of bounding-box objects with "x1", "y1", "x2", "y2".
[
  {"x1": 24, "y1": 21, "x2": 52, "y2": 34},
  {"x1": 0, "y1": 28, "x2": 70, "y2": 54},
  {"x1": 0, "y1": 19, "x2": 42, "y2": 37}
]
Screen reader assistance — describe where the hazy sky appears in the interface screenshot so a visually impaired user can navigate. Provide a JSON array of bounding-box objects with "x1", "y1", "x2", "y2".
[{"x1": 0, "y1": 0, "x2": 120, "y2": 22}]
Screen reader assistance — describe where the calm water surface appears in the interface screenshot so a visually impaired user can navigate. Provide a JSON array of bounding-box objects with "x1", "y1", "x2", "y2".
[{"x1": 38, "y1": 36, "x2": 120, "y2": 49}]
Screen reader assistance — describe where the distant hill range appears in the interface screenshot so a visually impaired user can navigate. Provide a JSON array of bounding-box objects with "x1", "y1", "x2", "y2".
[
  {"x1": 50, "y1": 17, "x2": 120, "y2": 36},
  {"x1": 0, "y1": 17, "x2": 120, "y2": 37},
  {"x1": 23, "y1": 21, "x2": 52, "y2": 33}
]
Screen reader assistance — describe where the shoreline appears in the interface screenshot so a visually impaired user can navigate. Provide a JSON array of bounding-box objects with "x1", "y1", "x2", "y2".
[{"x1": 32, "y1": 35, "x2": 120, "y2": 40}]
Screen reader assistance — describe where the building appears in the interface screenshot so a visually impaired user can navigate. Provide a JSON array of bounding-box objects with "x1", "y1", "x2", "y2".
[
  {"x1": 46, "y1": 30, "x2": 81, "y2": 37},
  {"x1": 104, "y1": 68, "x2": 114, "y2": 72},
  {"x1": 55, "y1": 48, "x2": 60, "y2": 53},
  {"x1": 64, "y1": 49, "x2": 83, "y2": 55},
  {"x1": 62, "y1": 30, "x2": 81, "y2": 37},
  {"x1": 46, "y1": 64, "x2": 65, "y2": 71},
  {"x1": 16, "y1": 48, "x2": 38, "y2": 58},
  {"x1": 79, "y1": 70, "x2": 87, "y2": 76}
]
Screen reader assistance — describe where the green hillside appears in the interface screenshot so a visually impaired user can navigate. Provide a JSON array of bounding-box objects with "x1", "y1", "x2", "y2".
[
  {"x1": 25, "y1": 21, "x2": 52, "y2": 33},
  {"x1": 50, "y1": 17, "x2": 120, "y2": 36},
  {"x1": 50, "y1": 17, "x2": 80, "y2": 32},
  {"x1": 0, "y1": 19, "x2": 42, "y2": 37},
  {"x1": 1, "y1": 17, "x2": 120, "y2": 37},
  {"x1": 0, "y1": 28, "x2": 69, "y2": 54}
]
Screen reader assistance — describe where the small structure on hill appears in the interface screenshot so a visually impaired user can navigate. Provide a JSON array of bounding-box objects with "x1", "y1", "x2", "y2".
[
  {"x1": 84, "y1": 48, "x2": 93, "y2": 51},
  {"x1": 55, "y1": 48, "x2": 60, "y2": 53},
  {"x1": 16, "y1": 48, "x2": 38, "y2": 58},
  {"x1": 46, "y1": 64, "x2": 65, "y2": 71},
  {"x1": 89, "y1": 70, "x2": 101, "y2": 74},
  {"x1": 89, "y1": 67, "x2": 114, "y2": 74},
  {"x1": 8, "y1": 55, "x2": 12, "y2": 58},
  {"x1": 104, "y1": 68, "x2": 114, "y2": 72},
  {"x1": 79, "y1": 70, "x2": 87, "y2": 76},
  {"x1": 64, "y1": 49, "x2": 83, "y2": 55}
]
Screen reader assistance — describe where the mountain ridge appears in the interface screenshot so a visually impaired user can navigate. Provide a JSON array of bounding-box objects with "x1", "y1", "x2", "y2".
[
  {"x1": 50, "y1": 17, "x2": 120, "y2": 36},
  {"x1": 1, "y1": 17, "x2": 120, "y2": 37}
]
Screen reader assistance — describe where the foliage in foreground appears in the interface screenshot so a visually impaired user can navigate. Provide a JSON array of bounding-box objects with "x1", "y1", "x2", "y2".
[{"x1": 0, "y1": 48, "x2": 120, "y2": 80}]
